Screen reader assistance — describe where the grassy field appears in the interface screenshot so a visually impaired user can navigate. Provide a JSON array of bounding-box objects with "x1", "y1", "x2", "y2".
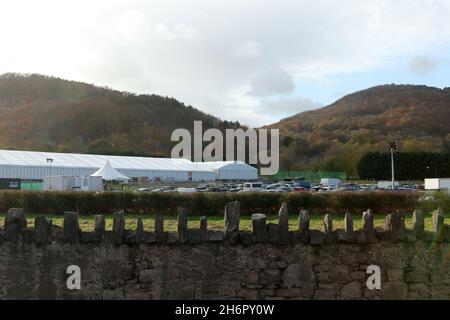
[{"x1": 0, "y1": 212, "x2": 439, "y2": 232}]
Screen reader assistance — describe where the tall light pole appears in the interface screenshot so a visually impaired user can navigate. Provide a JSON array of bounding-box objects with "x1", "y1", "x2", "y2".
[
  {"x1": 46, "y1": 158, "x2": 54, "y2": 190},
  {"x1": 387, "y1": 141, "x2": 397, "y2": 190}
]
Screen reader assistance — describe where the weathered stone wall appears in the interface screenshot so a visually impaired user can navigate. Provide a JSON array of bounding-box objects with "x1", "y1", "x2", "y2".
[
  {"x1": 1, "y1": 241, "x2": 449, "y2": 300},
  {"x1": 0, "y1": 206, "x2": 449, "y2": 300}
]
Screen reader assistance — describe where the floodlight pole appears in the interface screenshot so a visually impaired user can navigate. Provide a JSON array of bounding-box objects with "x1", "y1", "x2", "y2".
[{"x1": 387, "y1": 141, "x2": 396, "y2": 190}]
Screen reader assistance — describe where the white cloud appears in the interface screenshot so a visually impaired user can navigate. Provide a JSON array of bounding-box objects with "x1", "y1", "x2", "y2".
[
  {"x1": 0, "y1": 0, "x2": 449, "y2": 127},
  {"x1": 155, "y1": 23, "x2": 197, "y2": 40},
  {"x1": 409, "y1": 56, "x2": 437, "y2": 76},
  {"x1": 154, "y1": 23, "x2": 177, "y2": 40},
  {"x1": 232, "y1": 41, "x2": 262, "y2": 59}
]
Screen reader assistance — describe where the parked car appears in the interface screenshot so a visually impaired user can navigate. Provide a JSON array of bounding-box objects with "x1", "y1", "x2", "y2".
[
  {"x1": 309, "y1": 184, "x2": 323, "y2": 192},
  {"x1": 261, "y1": 188, "x2": 287, "y2": 193},
  {"x1": 240, "y1": 182, "x2": 264, "y2": 192},
  {"x1": 359, "y1": 184, "x2": 377, "y2": 192},
  {"x1": 294, "y1": 181, "x2": 311, "y2": 189},
  {"x1": 208, "y1": 186, "x2": 228, "y2": 192},
  {"x1": 177, "y1": 187, "x2": 197, "y2": 193},
  {"x1": 318, "y1": 186, "x2": 338, "y2": 192},
  {"x1": 195, "y1": 184, "x2": 210, "y2": 192},
  {"x1": 292, "y1": 186, "x2": 307, "y2": 192},
  {"x1": 152, "y1": 186, "x2": 177, "y2": 192},
  {"x1": 264, "y1": 183, "x2": 291, "y2": 192},
  {"x1": 339, "y1": 183, "x2": 360, "y2": 192},
  {"x1": 227, "y1": 184, "x2": 241, "y2": 192}
]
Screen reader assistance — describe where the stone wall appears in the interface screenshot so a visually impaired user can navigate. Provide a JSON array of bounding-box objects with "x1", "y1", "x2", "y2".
[{"x1": 0, "y1": 204, "x2": 449, "y2": 300}]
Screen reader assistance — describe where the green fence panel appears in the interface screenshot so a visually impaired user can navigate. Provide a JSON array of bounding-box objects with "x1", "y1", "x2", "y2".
[{"x1": 20, "y1": 181, "x2": 43, "y2": 190}]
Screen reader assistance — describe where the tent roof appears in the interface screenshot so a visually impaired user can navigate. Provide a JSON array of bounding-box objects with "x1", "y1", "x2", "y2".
[
  {"x1": 91, "y1": 160, "x2": 130, "y2": 181},
  {"x1": 197, "y1": 161, "x2": 257, "y2": 171},
  {"x1": 0, "y1": 149, "x2": 214, "y2": 172}
]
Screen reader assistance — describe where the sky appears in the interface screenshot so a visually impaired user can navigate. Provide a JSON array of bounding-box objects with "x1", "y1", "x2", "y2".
[{"x1": 1, "y1": 0, "x2": 450, "y2": 127}]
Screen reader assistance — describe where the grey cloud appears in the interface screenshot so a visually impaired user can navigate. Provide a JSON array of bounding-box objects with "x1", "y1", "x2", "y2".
[
  {"x1": 260, "y1": 96, "x2": 322, "y2": 117},
  {"x1": 409, "y1": 56, "x2": 437, "y2": 76},
  {"x1": 248, "y1": 68, "x2": 295, "y2": 97}
]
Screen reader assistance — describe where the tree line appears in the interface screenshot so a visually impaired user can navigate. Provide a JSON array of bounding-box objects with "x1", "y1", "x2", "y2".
[{"x1": 357, "y1": 152, "x2": 450, "y2": 180}]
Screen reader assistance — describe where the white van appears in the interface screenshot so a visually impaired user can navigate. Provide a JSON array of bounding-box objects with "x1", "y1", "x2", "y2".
[
  {"x1": 320, "y1": 178, "x2": 341, "y2": 189},
  {"x1": 240, "y1": 182, "x2": 264, "y2": 192},
  {"x1": 377, "y1": 181, "x2": 400, "y2": 190}
]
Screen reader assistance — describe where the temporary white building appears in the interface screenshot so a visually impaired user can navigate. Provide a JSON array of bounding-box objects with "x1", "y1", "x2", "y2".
[
  {"x1": 91, "y1": 160, "x2": 130, "y2": 182},
  {"x1": 0, "y1": 150, "x2": 215, "y2": 182},
  {"x1": 43, "y1": 176, "x2": 103, "y2": 191},
  {"x1": 424, "y1": 178, "x2": 450, "y2": 190},
  {"x1": 198, "y1": 161, "x2": 258, "y2": 181}
]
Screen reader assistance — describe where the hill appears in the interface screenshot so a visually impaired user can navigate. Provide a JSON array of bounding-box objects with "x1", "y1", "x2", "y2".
[
  {"x1": 267, "y1": 84, "x2": 450, "y2": 177},
  {"x1": 0, "y1": 73, "x2": 241, "y2": 157},
  {"x1": 2, "y1": 74, "x2": 449, "y2": 178}
]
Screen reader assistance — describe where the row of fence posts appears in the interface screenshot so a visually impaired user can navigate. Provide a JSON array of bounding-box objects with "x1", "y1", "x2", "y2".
[{"x1": 0, "y1": 202, "x2": 448, "y2": 245}]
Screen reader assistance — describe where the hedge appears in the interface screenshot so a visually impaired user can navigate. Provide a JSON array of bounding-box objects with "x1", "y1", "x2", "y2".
[{"x1": 0, "y1": 190, "x2": 422, "y2": 216}]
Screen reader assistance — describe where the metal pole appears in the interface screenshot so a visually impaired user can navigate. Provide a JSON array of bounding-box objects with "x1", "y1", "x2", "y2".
[
  {"x1": 391, "y1": 147, "x2": 395, "y2": 190},
  {"x1": 47, "y1": 158, "x2": 54, "y2": 191}
]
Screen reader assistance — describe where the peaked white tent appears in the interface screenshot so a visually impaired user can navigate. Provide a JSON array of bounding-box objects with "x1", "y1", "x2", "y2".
[{"x1": 91, "y1": 160, "x2": 130, "y2": 182}]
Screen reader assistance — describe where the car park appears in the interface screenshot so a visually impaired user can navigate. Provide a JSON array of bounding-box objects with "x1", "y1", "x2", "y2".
[{"x1": 144, "y1": 180, "x2": 424, "y2": 194}]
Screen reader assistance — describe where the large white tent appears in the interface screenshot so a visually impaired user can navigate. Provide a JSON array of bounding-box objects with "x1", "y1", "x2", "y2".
[
  {"x1": 0, "y1": 150, "x2": 216, "y2": 182},
  {"x1": 197, "y1": 161, "x2": 258, "y2": 180},
  {"x1": 91, "y1": 160, "x2": 130, "y2": 182}
]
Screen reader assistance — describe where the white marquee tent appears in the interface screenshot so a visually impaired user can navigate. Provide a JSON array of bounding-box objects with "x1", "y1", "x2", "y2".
[
  {"x1": 91, "y1": 160, "x2": 130, "y2": 182},
  {"x1": 197, "y1": 161, "x2": 258, "y2": 180},
  {"x1": 0, "y1": 150, "x2": 216, "y2": 182}
]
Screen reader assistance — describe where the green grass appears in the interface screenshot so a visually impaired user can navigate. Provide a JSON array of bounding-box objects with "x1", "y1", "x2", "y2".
[{"x1": 0, "y1": 213, "x2": 439, "y2": 232}]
